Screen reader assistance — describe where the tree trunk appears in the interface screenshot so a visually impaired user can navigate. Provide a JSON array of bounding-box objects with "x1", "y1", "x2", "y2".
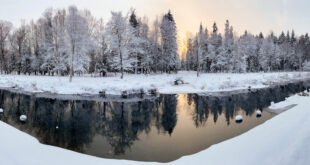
[
  {"x1": 135, "y1": 53, "x2": 138, "y2": 74},
  {"x1": 120, "y1": 51, "x2": 124, "y2": 79},
  {"x1": 197, "y1": 46, "x2": 200, "y2": 77},
  {"x1": 69, "y1": 47, "x2": 74, "y2": 82}
]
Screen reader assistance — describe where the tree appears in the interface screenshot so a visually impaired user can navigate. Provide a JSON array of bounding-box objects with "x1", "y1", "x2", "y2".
[
  {"x1": 29, "y1": 20, "x2": 44, "y2": 75},
  {"x1": 195, "y1": 23, "x2": 204, "y2": 76},
  {"x1": 259, "y1": 34, "x2": 276, "y2": 71},
  {"x1": 10, "y1": 22, "x2": 28, "y2": 75},
  {"x1": 94, "y1": 19, "x2": 108, "y2": 76},
  {"x1": 200, "y1": 27, "x2": 209, "y2": 72},
  {"x1": 217, "y1": 20, "x2": 234, "y2": 72},
  {"x1": 139, "y1": 18, "x2": 151, "y2": 74},
  {"x1": 160, "y1": 10, "x2": 179, "y2": 73},
  {"x1": 105, "y1": 11, "x2": 132, "y2": 79},
  {"x1": 149, "y1": 17, "x2": 162, "y2": 73},
  {"x1": 0, "y1": 20, "x2": 13, "y2": 74},
  {"x1": 128, "y1": 10, "x2": 143, "y2": 74},
  {"x1": 52, "y1": 9, "x2": 68, "y2": 75},
  {"x1": 185, "y1": 37, "x2": 194, "y2": 70},
  {"x1": 65, "y1": 6, "x2": 90, "y2": 82},
  {"x1": 41, "y1": 8, "x2": 55, "y2": 75},
  {"x1": 209, "y1": 22, "x2": 222, "y2": 72},
  {"x1": 235, "y1": 31, "x2": 257, "y2": 72}
]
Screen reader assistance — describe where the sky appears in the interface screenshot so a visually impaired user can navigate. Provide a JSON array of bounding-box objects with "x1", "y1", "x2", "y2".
[{"x1": 1, "y1": 0, "x2": 310, "y2": 52}]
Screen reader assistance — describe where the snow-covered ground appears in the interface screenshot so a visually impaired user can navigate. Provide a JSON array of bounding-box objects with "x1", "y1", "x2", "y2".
[
  {"x1": 0, "y1": 71, "x2": 309, "y2": 95},
  {"x1": 1, "y1": 91, "x2": 310, "y2": 165}
]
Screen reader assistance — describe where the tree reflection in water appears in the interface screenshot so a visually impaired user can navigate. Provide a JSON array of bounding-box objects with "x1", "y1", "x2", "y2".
[{"x1": 0, "y1": 81, "x2": 309, "y2": 162}]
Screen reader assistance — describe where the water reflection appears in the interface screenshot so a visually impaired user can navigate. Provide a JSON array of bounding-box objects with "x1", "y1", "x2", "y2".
[{"x1": 0, "y1": 81, "x2": 309, "y2": 162}]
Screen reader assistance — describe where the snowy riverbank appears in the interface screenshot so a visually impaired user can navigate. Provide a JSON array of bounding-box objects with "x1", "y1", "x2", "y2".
[
  {"x1": 1, "y1": 90, "x2": 309, "y2": 165},
  {"x1": 0, "y1": 71, "x2": 309, "y2": 96}
]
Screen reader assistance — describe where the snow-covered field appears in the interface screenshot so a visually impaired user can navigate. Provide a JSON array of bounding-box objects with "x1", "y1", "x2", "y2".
[
  {"x1": 0, "y1": 71, "x2": 309, "y2": 95},
  {"x1": 1, "y1": 90, "x2": 309, "y2": 165}
]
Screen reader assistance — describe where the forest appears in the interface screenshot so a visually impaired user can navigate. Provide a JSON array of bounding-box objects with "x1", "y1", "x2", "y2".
[{"x1": 0, "y1": 6, "x2": 310, "y2": 80}]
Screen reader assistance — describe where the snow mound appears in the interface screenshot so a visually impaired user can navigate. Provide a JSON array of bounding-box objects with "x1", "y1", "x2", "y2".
[
  {"x1": 235, "y1": 115, "x2": 243, "y2": 121},
  {"x1": 256, "y1": 110, "x2": 262, "y2": 115},
  {"x1": 19, "y1": 115, "x2": 27, "y2": 122},
  {"x1": 267, "y1": 91, "x2": 309, "y2": 114}
]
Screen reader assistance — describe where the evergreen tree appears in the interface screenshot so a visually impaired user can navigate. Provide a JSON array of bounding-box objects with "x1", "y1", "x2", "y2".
[{"x1": 160, "y1": 10, "x2": 179, "y2": 73}]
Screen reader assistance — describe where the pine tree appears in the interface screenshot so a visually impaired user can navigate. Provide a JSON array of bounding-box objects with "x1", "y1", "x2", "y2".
[
  {"x1": 160, "y1": 10, "x2": 179, "y2": 73},
  {"x1": 218, "y1": 20, "x2": 234, "y2": 72},
  {"x1": 209, "y1": 22, "x2": 222, "y2": 72},
  {"x1": 185, "y1": 37, "x2": 194, "y2": 70}
]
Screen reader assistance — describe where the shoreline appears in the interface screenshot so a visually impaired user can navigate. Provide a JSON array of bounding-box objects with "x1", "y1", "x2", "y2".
[{"x1": 0, "y1": 71, "x2": 310, "y2": 100}]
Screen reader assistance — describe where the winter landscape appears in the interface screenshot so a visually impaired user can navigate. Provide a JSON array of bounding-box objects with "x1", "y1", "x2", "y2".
[{"x1": 1, "y1": 0, "x2": 310, "y2": 165}]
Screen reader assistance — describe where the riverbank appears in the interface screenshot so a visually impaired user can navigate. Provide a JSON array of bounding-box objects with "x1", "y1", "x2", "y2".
[
  {"x1": 0, "y1": 90, "x2": 309, "y2": 165},
  {"x1": 0, "y1": 71, "x2": 309, "y2": 96}
]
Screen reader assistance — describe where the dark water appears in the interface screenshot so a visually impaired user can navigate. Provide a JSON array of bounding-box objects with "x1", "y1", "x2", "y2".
[{"x1": 0, "y1": 81, "x2": 310, "y2": 162}]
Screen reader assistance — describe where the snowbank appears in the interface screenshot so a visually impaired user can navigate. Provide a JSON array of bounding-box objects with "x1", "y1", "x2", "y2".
[
  {"x1": 1, "y1": 91, "x2": 310, "y2": 165},
  {"x1": 267, "y1": 91, "x2": 309, "y2": 114},
  {"x1": 0, "y1": 71, "x2": 309, "y2": 95}
]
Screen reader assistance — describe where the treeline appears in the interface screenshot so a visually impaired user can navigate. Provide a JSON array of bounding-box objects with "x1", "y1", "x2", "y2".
[
  {"x1": 0, "y1": 6, "x2": 178, "y2": 79},
  {"x1": 0, "y1": 6, "x2": 310, "y2": 80},
  {"x1": 182, "y1": 20, "x2": 310, "y2": 74}
]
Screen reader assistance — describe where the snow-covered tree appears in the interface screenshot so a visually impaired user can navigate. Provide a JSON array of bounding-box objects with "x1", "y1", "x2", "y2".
[
  {"x1": 93, "y1": 19, "x2": 108, "y2": 76},
  {"x1": 105, "y1": 11, "x2": 133, "y2": 79},
  {"x1": 41, "y1": 8, "x2": 55, "y2": 74},
  {"x1": 128, "y1": 10, "x2": 144, "y2": 74},
  {"x1": 209, "y1": 22, "x2": 222, "y2": 72},
  {"x1": 259, "y1": 34, "x2": 277, "y2": 72},
  {"x1": 194, "y1": 23, "x2": 205, "y2": 76},
  {"x1": 160, "y1": 10, "x2": 179, "y2": 73},
  {"x1": 0, "y1": 20, "x2": 13, "y2": 74},
  {"x1": 139, "y1": 17, "x2": 152, "y2": 74},
  {"x1": 9, "y1": 22, "x2": 29, "y2": 74},
  {"x1": 2, "y1": 6, "x2": 310, "y2": 76},
  {"x1": 41, "y1": 9, "x2": 68, "y2": 75},
  {"x1": 149, "y1": 17, "x2": 162, "y2": 72},
  {"x1": 217, "y1": 20, "x2": 234, "y2": 72},
  {"x1": 200, "y1": 27, "x2": 209, "y2": 72},
  {"x1": 185, "y1": 37, "x2": 194, "y2": 70},
  {"x1": 65, "y1": 6, "x2": 90, "y2": 82},
  {"x1": 29, "y1": 20, "x2": 44, "y2": 75},
  {"x1": 52, "y1": 9, "x2": 68, "y2": 75}
]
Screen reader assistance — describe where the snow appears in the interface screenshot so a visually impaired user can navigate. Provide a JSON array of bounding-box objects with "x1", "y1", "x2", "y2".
[
  {"x1": 19, "y1": 115, "x2": 27, "y2": 122},
  {"x1": 266, "y1": 90, "x2": 310, "y2": 114},
  {"x1": 1, "y1": 90, "x2": 310, "y2": 165},
  {"x1": 235, "y1": 115, "x2": 243, "y2": 121},
  {"x1": 256, "y1": 110, "x2": 262, "y2": 115},
  {"x1": 0, "y1": 108, "x2": 3, "y2": 113},
  {"x1": 0, "y1": 71, "x2": 309, "y2": 96}
]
